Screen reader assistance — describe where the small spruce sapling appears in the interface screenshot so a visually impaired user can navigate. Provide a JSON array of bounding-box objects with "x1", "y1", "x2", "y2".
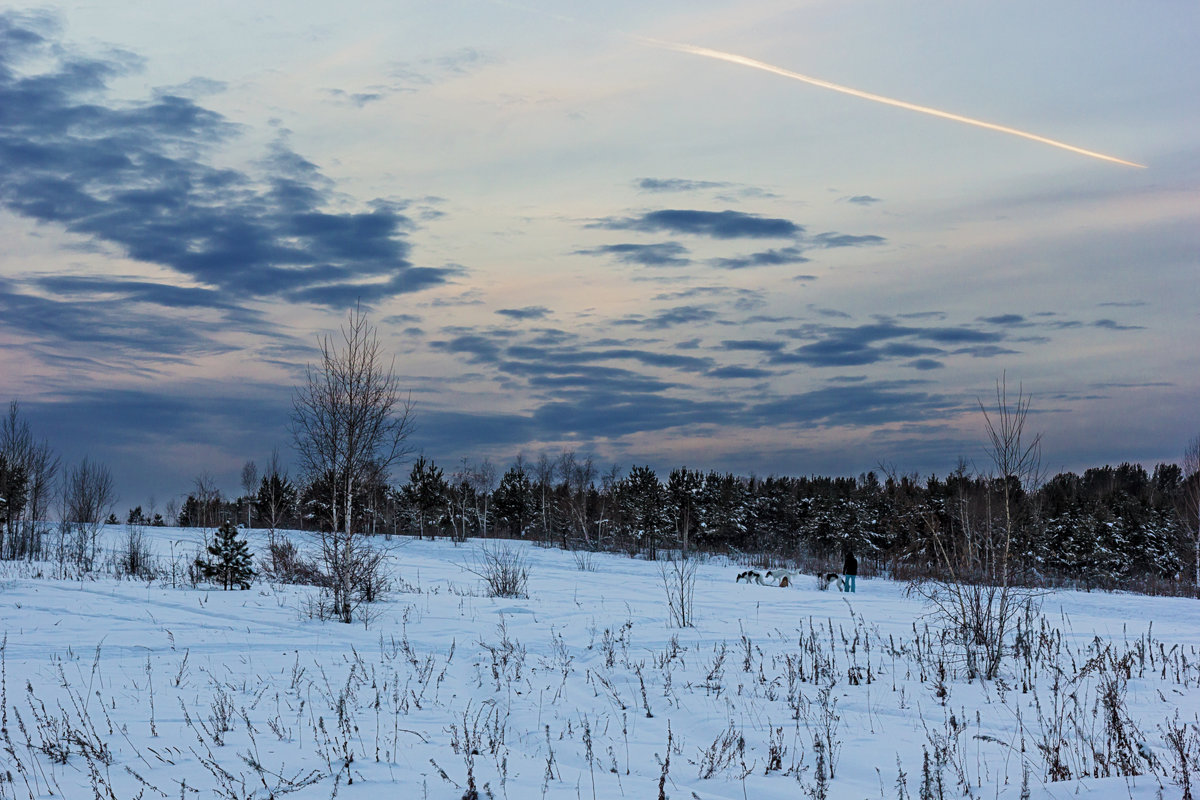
[{"x1": 195, "y1": 521, "x2": 255, "y2": 589}]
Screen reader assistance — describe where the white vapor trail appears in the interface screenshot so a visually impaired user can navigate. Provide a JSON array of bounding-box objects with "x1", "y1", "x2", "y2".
[{"x1": 647, "y1": 39, "x2": 1145, "y2": 169}]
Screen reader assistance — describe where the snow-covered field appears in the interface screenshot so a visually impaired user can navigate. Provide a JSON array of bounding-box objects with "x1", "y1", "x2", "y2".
[{"x1": 2, "y1": 527, "x2": 1198, "y2": 799}]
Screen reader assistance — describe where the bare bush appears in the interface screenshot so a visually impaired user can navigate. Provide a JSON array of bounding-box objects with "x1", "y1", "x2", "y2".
[
  {"x1": 910, "y1": 578, "x2": 1039, "y2": 681},
  {"x1": 659, "y1": 556, "x2": 697, "y2": 628},
  {"x1": 1161, "y1": 712, "x2": 1200, "y2": 800},
  {"x1": 694, "y1": 721, "x2": 743, "y2": 779},
  {"x1": 260, "y1": 533, "x2": 325, "y2": 585},
  {"x1": 115, "y1": 523, "x2": 156, "y2": 580},
  {"x1": 315, "y1": 530, "x2": 390, "y2": 616},
  {"x1": 571, "y1": 547, "x2": 597, "y2": 572},
  {"x1": 469, "y1": 544, "x2": 530, "y2": 598}
]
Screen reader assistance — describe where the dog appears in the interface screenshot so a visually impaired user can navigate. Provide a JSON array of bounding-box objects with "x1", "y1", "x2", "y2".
[
  {"x1": 764, "y1": 570, "x2": 798, "y2": 588},
  {"x1": 817, "y1": 573, "x2": 845, "y2": 591},
  {"x1": 736, "y1": 570, "x2": 765, "y2": 585}
]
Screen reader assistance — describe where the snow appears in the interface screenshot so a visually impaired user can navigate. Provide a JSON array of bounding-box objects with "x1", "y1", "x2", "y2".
[{"x1": 2, "y1": 525, "x2": 1198, "y2": 799}]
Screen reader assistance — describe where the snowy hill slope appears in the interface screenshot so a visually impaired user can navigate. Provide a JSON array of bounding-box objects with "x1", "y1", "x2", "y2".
[{"x1": 2, "y1": 526, "x2": 1198, "y2": 799}]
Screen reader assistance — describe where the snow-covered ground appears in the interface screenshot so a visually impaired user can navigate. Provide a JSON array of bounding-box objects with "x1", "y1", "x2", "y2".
[{"x1": 2, "y1": 526, "x2": 1198, "y2": 799}]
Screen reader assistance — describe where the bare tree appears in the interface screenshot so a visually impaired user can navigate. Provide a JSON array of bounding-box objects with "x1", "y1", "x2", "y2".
[
  {"x1": 192, "y1": 472, "x2": 223, "y2": 529},
  {"x1": 912, "y1": 375, "x2": 1042, "y2": 680},
  {"x1": 1184, "y1": 435, "x2": 1200, "y2": 593},
  {"x1": 63, "y1": 457, "x2": 117, "y2": 525},
  {"x1": 534, "y1": 453, "x2": 555, "y2": 544},
  {"x1": 240, "y1": 459, "x2": 258, "y2": 528},
  {"x1": 979, "y1": 374, "x2": 1043, "y2": 585},
  {"x1": 290, "y1": 305, "x2": 414, "y2": 622},
  {"x1": 450, "y1": 456, "x2": 475, "y2": 541},
  {"x1": 1, "y1": 401, "x2": 59, "y2": 559},
  {"x1": 259, "y1": 448, "x2": 293, "y2": 534},
  {"x1": 475, "y1": 458, "x2": 497, "y2": 538},
  {"x1": 61, "y1": 457, "x2": 117, "y2": 571},
  {"x1": 558, "y1": 450, "x2": 596, "y2": 548}
]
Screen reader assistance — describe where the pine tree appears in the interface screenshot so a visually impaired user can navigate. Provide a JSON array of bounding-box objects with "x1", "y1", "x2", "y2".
[
  {"x1": 196, "y1": 521, "x2": 255, "y2": 590},
  {"x1": 401, "y1": 455, "x2": 448, "y2": 539}
]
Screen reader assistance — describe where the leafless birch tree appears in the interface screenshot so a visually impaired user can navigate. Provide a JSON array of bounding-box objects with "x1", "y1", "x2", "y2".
[
  {"x1": 240, "y1": 460, "x2": 258, "y2": 528},
  {"x1": 258, "y1": 448, "x2": 292, "y2": 534},
  {"x1": 61, "y1": 457, "x2": 116, "y2": 572},
  {"x1": 290, "y1": 305, "x2": 414, "y2": 622}
]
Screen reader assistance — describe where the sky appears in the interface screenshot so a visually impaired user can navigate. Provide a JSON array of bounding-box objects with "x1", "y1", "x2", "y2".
[{"x1": 1, "y1": 1, "x2": 1197, "y2": 509}]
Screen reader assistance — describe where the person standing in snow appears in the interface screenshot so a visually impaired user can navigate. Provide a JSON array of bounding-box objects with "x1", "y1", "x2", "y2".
[{"x1": 843, "y1": 548, "x2": 858, "y2": 593}]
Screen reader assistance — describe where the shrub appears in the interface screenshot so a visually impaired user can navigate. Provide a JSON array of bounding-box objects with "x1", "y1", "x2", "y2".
[
  {"x1": 659, "y1": 556, "x2": 697, "y2": 628},
  {"x1": 115, "y1": 523, "x2": 156, "y2": 579},
  {"x1": 260, "y1": 532, "x2": 325, "y2": 586},
  {"x1": 471, "y1": 544, "x2": 530, "y2": 598}
]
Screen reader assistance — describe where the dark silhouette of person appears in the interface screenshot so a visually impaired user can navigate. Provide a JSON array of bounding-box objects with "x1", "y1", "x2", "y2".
[{"x1": 843, "y1": 548, "x2": 858, "y2": 593}]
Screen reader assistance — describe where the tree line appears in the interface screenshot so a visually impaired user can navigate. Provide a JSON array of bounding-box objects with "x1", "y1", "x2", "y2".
[
  {"x1": 4, "y1": 307, "x2": 1199, "y2": 599},
  {"x1": 159, "y1": 446, "x2": 1197, "y2": 594}
]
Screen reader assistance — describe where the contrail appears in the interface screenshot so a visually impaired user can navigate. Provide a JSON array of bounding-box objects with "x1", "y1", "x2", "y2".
[{"x1": 647, "y1": 39, "x2": 1145, "y2": 169}]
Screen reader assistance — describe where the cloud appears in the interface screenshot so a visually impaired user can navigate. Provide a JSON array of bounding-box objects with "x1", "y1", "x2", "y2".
[
  {"x1": 574, "y1": 242, "x2": 691, "y2": 267},
  {"x1": 772, "y1": 321, "x2": 1008, "y2": 368},
  {"x1": 952, "y1": 345, "x2": 1020, "y2": 358},
  {"x1": 325, "y1": 88, "x2": 386, "y2": 107},
  {"x1": 532, "y1": 392, "x2": 731, "y2": 438},
  {"x1": 496, "y1": 306, "x2": 552, "y2": 321},
  {"x1": 389, "y1": 47, "x2": 496, "y2": 89},
  {"x1": 807, "y1": 305, "x2": 853, "y2": 319},
  {"x1": 879, "y1": 342, "x2": 944, "y2": 357},
  {"x1": 978, "y1": 314, "x2": 1027, "y2": 325},
  {"x1": 153, "y1": 76, "x2": 226, "y2": 99},
  {"x1": 522, "y1": 368, "x2": 679, "y2": 395},
  {"x1": 505, "y1": 344, "x2": 714, "y2": 373},
  {"x1": 710, "y1": 246, "x2": 810, "y2": 270},
  {"x1": 0, "y1": 12, "x2": 450, "y2": 312},
  {"x1": 1091, "y1": 381, "x2": 1174, "y2": 389},
  {"x1": 846, "y1": 195, "x2": 882, "y2": 205},
  {"x1": 0, "y1": 282, "x2": 293, "y2": 373},
  {"x1": 16, "y1": 383, "x2": 296, "y2": 499},
  {"x1": 719, "y1": 339, "x2": 786, "y2": 353},
  {"x1": 907, "y1": 358, "x2": 944, "y2": 370},
  {"x1": 1092, "y1": 319, "x2": 1144, "y2": 331},
  {"x1": 382, "y1": 312, "x2": 422, "y2": 325},
  {"x1": 592, "y1": 209, "x2": 801, "y2": 239},
  {"x1": 613, "y1": 305, "x2": 721, "y2": 330},
  {"x1": 634, "y1": 178, "x2": 731, "y2": 193},
  {"x1": 410, "y1": 408, "x2": 538, "y2": 456},
  {"x1": 749, "y1": 381, "x2": 963, "y2": 429},
  {"x1": 427, "y1": 289, "x2": 485, "y2": 307},
  {"x1": 585, "y1": 207, "x2": 883, "y2": 273},
  {"x1": 707, "y1": 365, "x2": 773, "y2": 379},
  {"x1": 429, "y1": 334, "x2": 505, "y2": 364},
  {"x1": 810, "y1": 232, "x2": 886, "y2": 248},
  {"x1": 652, "y1": 286, "x2": 765, "y2": 306}
]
